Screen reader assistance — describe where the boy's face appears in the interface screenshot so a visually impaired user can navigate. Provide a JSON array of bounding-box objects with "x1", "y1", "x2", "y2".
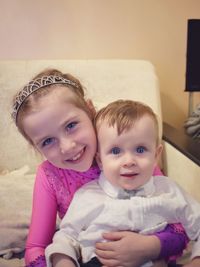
[{"x1": 96, "y1": 115, "x2": 162, "y2": 191}]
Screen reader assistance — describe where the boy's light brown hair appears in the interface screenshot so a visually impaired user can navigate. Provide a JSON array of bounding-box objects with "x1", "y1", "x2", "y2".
[{"x1": 95, "y1": 99, "x2": 160, "y2": 144}]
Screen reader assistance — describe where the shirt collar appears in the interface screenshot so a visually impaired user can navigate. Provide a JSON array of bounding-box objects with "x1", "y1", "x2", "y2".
[{"x1": 98, "y1": 172, "x2": 155, "y2": 199}]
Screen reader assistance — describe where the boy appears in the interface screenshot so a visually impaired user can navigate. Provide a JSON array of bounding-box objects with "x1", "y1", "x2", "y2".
[{"x1": 46, "y1": 100, "x2": 200, "y2": 267}]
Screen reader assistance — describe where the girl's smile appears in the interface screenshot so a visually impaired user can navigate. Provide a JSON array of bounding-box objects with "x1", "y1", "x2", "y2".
[{"x1": 66, "y1": 147, "x2": 85, "y2": 162}]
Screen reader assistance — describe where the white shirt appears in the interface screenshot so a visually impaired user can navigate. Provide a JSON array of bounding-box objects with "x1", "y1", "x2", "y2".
[{"x1": 45, "y1": 173, "x2": 200, "y2": 267}]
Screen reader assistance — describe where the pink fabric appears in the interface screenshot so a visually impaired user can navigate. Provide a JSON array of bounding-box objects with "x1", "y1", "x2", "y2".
[
  {"x1": 156, "y1": 224, "x2": 189, "y2": 261},
  {"x1": 153, "y1": 165, "x2": 163, "y2": 176}
]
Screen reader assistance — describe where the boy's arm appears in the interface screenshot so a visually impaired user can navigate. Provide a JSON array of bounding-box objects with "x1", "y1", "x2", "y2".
[
  {"x1": 45, "y1": 230, "x2": 81, "y2": 267},
  {"x1": 46, "y1": 186, "x2": 98, "y2": 267},
  {"x1": 51, "y1": 254, "x2": 77, "y2": 267},
  {"x1": 183, "y1": 257, "x2": 200, "y2": 267},
  {"x1": 45, "y1": 192, "x2": 86, "y2": 267}
]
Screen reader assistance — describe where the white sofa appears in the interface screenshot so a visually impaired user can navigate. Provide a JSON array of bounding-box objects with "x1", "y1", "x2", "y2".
[
  {"x1": 0, "y1": 60, "x2": 198, "y2": 266},
  {"x1": 0, "y1": 60, "x2": 162, "y2": 173}
]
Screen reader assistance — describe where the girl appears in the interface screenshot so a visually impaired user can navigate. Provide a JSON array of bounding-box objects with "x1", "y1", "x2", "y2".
[{"x1": 11, "y1": 69, "x2": 188, "y2": 267}]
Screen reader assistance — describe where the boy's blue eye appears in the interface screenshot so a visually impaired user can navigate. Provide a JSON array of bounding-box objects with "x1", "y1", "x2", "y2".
[
  {"x1": 42, "y1": 138, "x2": 54, "y2": 147},
  {"x1": 136, "y1": 146, "x2": 146, "y2": 153},
  {"x1": 111, "y1": 147, "x2": 121, "y2": 155},
  {"x1": 66, "y1": 122, "x2": 77, "y2": 131}
]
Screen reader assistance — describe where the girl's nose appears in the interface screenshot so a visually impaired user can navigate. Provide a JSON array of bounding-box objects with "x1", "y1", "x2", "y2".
[{"x1": 60, "y1": 138, "x2": 76, "y2": 154}]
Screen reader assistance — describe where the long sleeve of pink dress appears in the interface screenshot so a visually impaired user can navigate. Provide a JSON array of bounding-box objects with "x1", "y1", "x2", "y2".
[{"x1": 25, "y1": 161, "x2": 100, "y2": 267}]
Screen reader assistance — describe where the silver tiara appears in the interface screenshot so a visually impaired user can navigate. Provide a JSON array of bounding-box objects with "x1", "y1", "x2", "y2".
[{"x1": 12, "y1": 75, "x2": 79, "y2": 123}]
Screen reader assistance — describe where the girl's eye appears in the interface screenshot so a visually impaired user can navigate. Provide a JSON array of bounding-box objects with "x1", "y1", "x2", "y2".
[
  {"x1": 136, "y1": 146, "x2": 146, "y2": 153},
  {"x1": 111, "y1": 147, "x2": 121, "y2": 155},
  {"x1": 66, "y1": 122, "x2": 77, "y2": 131},
  {"x1": 42, "y1": 138, "x2": 54, "y2": 147}
]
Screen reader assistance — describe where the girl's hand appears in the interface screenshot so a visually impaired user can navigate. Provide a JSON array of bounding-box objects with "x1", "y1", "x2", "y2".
[{"x1": 95, "y1": 231, "x2": 161, "y2": 267}]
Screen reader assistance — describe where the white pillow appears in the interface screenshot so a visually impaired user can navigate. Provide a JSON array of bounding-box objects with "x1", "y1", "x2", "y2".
[{"x1": 0, "y1": 166, "x2": 34, "y2": 259}]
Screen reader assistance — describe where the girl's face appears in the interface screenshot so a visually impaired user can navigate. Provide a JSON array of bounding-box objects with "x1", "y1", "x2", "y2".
[{"x1": 22, "y1": 88, "x2": 97, "y2": 171}]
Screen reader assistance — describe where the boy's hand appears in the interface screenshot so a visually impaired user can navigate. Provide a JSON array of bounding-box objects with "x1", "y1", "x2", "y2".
[
  {"x1": 152, "y1": 260, "x2": 167, "y2": 267},
  {"x1": 183, "y1": 257, "x2": 200, "y2": 267},
  {"x1": 52, "y1": 254, "x2": 76, "y2": 267}
]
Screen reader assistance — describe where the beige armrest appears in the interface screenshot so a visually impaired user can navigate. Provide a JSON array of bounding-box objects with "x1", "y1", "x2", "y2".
[{"x1": 162, "y1": 140, "x2": 200, "y2": 202}]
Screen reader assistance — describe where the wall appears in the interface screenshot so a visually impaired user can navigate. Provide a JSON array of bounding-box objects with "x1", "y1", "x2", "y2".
[{"x1": 0, "y1": 0, "x2": 200, "y2": 128}]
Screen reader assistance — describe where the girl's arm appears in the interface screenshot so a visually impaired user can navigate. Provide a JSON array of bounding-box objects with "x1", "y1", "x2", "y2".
[
  {"x1": 95, "y1": 225, "x2": 188, "y2": 267},
  {"x1": 25, "y1": 166, "x2": 58, "y2": 267},
  {"x1": 155, "y1": 223, "x2": 189, "y2": 261},
  {"x1": 95, "y1": 231, "x2": 160, "y2": 267}
]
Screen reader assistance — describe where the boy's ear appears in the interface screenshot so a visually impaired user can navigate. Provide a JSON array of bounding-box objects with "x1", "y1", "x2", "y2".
[
  {"x1": 95, "y1": 152, "x2": 103, "y2": 170},
  {"x1": 155, "y1": 144, "x2": 163, "y2": 161},
  {"x1": 86, "y1": 99, "x2": 96, "y2": 117}
]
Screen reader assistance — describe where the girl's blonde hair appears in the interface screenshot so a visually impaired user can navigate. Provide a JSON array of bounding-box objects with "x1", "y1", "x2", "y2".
[
  {"x1": 95, "y1": 99, "x2": 160, "y2": 144},
  {"x1": 12, "y1": 68, "x2": 93, "y2": 145}
]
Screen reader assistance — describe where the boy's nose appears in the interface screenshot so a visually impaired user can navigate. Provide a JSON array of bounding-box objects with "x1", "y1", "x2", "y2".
[{"x1": 123, "y1": 154, "x2": 136, "y2": 168}]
